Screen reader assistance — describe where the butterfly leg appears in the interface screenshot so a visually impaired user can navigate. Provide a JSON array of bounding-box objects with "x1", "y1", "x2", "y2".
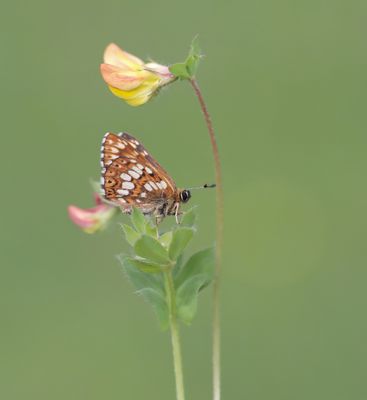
[
  {"x1": 174, "y1": 202, "x2": 181, "y2": 224},
  {"x1": 153, "y1": 203, "x2": 167, "y2": 225},
  {"x1": 120, "y1": 204, "x2": 133, "y2": 215}
]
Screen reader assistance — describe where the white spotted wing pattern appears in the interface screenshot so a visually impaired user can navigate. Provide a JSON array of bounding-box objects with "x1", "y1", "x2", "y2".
[{"x1": 100, "y1": 132, "x2": 190, "y2": 221}]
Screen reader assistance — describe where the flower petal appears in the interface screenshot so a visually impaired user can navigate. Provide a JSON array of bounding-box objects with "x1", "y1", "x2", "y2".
[
  {"x1": 94, "y1": 193, "x2": 103, "y2": 206},
  {"x1": 100, "y1": 64, "x2": 146, "y2": 91},
  {"x1": 68, "y1": 198, "x2": 117, "y2": 234},
  {"x1": 108, "y1": 83, "x2": 157, "y2": 106},
  {"x1": 68, "y1": 205, "x2": 96, "y2": 229},
  {"x1": 103, "y1": 43, "x2": 144, "y2": 70},
  {"x1": 125, "y1": 93, "x2": 155, "y2": 106},
  {"x1": 144, "y1": 62, "x2": 175, "y2": 79}
]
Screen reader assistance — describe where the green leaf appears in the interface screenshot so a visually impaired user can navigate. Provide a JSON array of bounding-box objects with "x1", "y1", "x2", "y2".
[
  {"x1": 169, "y1": 227, "x2": 195, "y2": 261},
  {"x1": 134, "y1": 235, "x2": 170, "y2": 265},
  {"x1": 124, "y1": 257, "x2": 164, "y2": 273},
  {"x1": 175, "y1": 247, "x2": 215, "y2": 290},
  {"x1": 181, "y1": 207, "x2": 197, "y2": 227},
  {"x1": 172, "y1": 254, "x2": 185, "y2": 279},
  {"x1": 186, "y1": 36, "x2": 201, "y2": 77},
  {"x1": 169, "y1": 37, "x2": 202, "y2": 79},
  {"x1": 186, "y1": 55, "x2": 200, "y2": 77},
  {"x1": 137, "y1": 288, "x2": 169, "y2": 330},
  {"x1": 159, "y1": 231, "x2": 173, "y2": 248},
  {"x1": 145, "y1": 222, "x2": 158, "y2": 238},
  {"x1": 169, "y1": 63, "x2": 190, "y2": 79},
  {"x1": 176, "y1": 274, "x2": 209, "y2": 324},
  {"x1": 120, "y1": 257, "x2": 168, "y2": 329},
  {"x1": 189, "y1": 35, "x2": 201, "y2": 58},
  {"x1": 131, "y1": 207, "x2": 146, "y2": 234},
  {"x1": 90, "y1": 179, "x2": 103, "y2": 195},
  {"x1": 121, "y1": 224, "x2": 140, "y2": 246},
  {"x1": 120, "y1": 255, "x2": 163, "y2": 292}
]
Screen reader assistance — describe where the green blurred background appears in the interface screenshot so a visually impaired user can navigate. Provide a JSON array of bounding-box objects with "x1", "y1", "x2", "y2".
[{"x1": 2, "y1": 0, "x2": 367, "y2": 399}]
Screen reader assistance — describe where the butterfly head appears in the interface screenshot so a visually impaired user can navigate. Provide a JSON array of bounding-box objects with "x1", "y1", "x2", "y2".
[{"x1": 179, "y1": 189, "x2": 191, "y2": 203}]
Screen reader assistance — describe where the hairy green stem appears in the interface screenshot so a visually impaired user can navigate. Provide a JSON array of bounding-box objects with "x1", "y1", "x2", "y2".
[
  {"x1": 189, "y1": 78, "x2": 223, "y2": 400},
  {"x1": 164, "y1": 270, "x2": 185, "y2": 400}
]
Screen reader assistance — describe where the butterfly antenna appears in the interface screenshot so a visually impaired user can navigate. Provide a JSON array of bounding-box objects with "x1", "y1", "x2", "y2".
[{"x1": 187, "y1": 183, "x2": 216, "y2": 190}]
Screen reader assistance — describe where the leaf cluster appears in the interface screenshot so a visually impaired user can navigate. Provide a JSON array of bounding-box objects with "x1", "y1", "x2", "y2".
[
  {"x1": 119, "y1": 208, "x2": 214, "y2": 329},
  {"x1": 169, "y1": 36, "x2": 202, "y2": 79}
]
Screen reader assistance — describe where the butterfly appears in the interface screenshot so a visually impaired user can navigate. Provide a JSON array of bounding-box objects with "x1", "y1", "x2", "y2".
[{"x1": 100, "y1": 132, "x2": 214, "y2": 223}]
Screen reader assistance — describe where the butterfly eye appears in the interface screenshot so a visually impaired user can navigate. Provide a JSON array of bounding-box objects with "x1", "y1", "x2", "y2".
[{"x1": 180, "y1": 190, "x2": 191, "y2": 203}]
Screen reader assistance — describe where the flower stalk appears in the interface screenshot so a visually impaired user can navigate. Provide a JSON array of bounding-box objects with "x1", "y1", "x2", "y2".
[
  {"x1": 189, "y1": 78, "x2": 223, "y2": 400},
  {"x1": 164, "y1": 269, "x2": 186, "y2": 400}
]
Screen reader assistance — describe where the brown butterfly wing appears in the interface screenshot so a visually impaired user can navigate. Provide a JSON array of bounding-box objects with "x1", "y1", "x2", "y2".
[{"x1": 100, "y1": 132, "x2": 177, "y2": 213}]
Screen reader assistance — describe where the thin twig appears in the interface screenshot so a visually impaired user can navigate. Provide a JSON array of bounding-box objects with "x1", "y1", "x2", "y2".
[{"x1": 189, "y1": 78, "x2": 223, "y2": 400}]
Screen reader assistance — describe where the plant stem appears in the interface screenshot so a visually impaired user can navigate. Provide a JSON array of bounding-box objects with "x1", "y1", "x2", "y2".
[
  {"x1": 189, "y1": 78, "x2": 223, "y2": 400},
  {"x1": 164, "y1": 270, "x2": 186, "y2": 400}
]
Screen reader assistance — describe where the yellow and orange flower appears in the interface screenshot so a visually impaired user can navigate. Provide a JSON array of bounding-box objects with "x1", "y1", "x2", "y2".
[{"x1": 100, "y1": 43, "x2": 176, "y2": 106}]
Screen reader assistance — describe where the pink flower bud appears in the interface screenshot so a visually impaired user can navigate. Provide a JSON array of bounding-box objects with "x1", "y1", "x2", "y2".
[{"x1": 68, "y1": 194, "x2": 117, "y2": 234}]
